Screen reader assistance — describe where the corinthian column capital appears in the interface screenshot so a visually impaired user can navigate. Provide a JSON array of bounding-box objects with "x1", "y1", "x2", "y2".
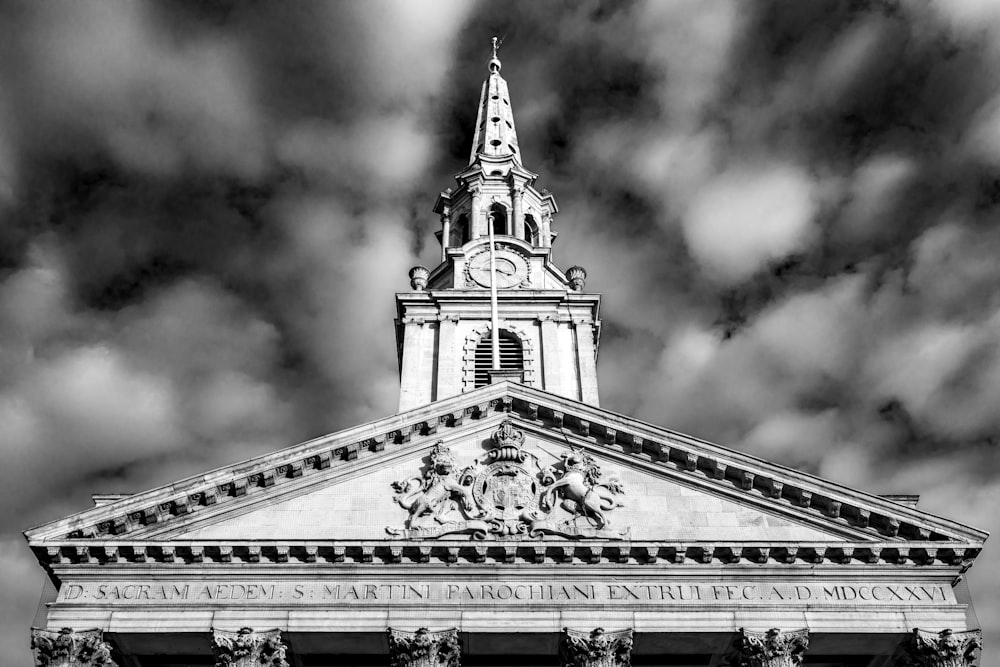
[
  {"x1": 212, "y1": 627, "x2": 288, "y2": 667},
  {"x1": 729, "y1": 628, "x2": 809, "y2": 667},
  {"x1": 896, "y1": 629, "x2": 982, "y2": 667},
  {"x1": 31, "y1": 627, "x2": 117, "y2": 667},
  {"x1": 560, "y1": 627, "x2": 634, "y2": 667},
  {"x1": 387, "y1": 627, "x2": 461, "y2": 667}
]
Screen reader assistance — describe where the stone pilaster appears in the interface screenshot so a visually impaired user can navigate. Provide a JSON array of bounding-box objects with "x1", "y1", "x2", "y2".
[
  {"x1": 728, "y1": 628, "x2": 809, "y2": 667},
  {"x1": 212, "y1": 627, "x2": 288, "y2": 667},
  {"x1": 896, "y1": 629, "x2": 982, "y2": 667},
  {"x1": 31, "y1": 627, "x2": 116, "y2": 667},
  {"x1": 560, "y1": 628, "x2": 634, "y2": 667},
  {"x1": 387, "y1": 627, "x2": 461, "y2": 667}
]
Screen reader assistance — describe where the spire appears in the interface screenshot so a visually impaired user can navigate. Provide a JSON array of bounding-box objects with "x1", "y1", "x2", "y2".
[{"x1": 469, "y1": 37, "x2": 523, "y2": 166}]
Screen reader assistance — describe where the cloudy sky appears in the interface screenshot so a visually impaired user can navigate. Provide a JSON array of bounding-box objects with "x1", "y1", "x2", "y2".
[{"x1": 3, "y1": 0, "x2": 1000, "y2": 663}]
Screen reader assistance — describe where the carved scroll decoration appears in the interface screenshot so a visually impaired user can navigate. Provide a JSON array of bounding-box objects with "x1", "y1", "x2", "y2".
[
  {"x1": 31, "y1": 628, "x2": 116, "y2": 667},
  {"x1": 896, "y1": 629, "x2": 982, "y2": 667},
  {"x1": 387, "y1": 627, "x2": 461, "y2": 667},
  {"x1": 212, "y1": 627, "x2": 288, "y2": 667},
  {"x1": 560, "y1": 628, "x2": 634, "y2": 667},
  {"x1": 728, "y1": 628, "x2": 809, "y2": 667},
  {"x1": 387, "y1": 420, "x2": 626, "y2": 539}
]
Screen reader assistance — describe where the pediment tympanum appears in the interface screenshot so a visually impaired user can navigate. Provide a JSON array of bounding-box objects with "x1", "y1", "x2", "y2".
[{"x1": 167, "y1": 418, "x2": 840, "y2": 543}]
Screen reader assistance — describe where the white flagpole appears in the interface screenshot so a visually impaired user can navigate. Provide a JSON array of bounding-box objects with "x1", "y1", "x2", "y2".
[{"x1": 488, "y1": 213, "x2": 500, "y2": 371}]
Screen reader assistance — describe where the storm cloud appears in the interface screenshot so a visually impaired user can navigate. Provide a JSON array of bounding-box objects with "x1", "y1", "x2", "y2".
[{"x1": 2, "y1": 1, "x2": 1000, "y2": 663}]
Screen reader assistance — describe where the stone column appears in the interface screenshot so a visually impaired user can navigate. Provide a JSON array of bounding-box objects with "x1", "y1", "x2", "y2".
[
  {"x1": 440, "y1": 207, "x2": 451, "y2": 262},
  {"x1": 512, "y1": 185, "x2": 525, "y2": 240},
  {"x1": 560, "y1": 628, "x2": 633, "y2": 667},
  {"x1": 469, "y1": 184, "x2": 483, "y2": 239},
  {"x1": 387, "y1": 627, "x2": 461, "y2": 667},
  {"x1": 540, "y1": 211, "x2": 552, "y2": 247},
  {"x1": 212, "y1": 627, "x2": 288, "y2": 667},
  {"x1": 895, "y1": 629, "x2": 982, "y2": 667},
  {"x1": 728, "y1": 628, "x2": 809, "y2": 667},
  {"x1": 31, "y1": 627, "x2": 117, "y2": 667}
]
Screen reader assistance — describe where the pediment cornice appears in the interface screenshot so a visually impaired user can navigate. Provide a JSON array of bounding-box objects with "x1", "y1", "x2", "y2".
[{"x1": 25, "y1": 383, "x2": 988, "y2": 565}]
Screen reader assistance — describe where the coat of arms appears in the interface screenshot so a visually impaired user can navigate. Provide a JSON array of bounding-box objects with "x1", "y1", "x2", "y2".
[{"x1": 386, "y1": 419, "x2": 627, "y2": 539}]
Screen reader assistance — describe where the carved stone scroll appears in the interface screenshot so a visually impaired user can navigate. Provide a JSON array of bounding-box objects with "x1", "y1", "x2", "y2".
[
  {"x1": 387, "y1": 627, "x2": 461, "y2": 667},
  {"x1": 896, "y1": 629, "x2": 982, "y2": 667},
  {"x1": 560, "y1": 628, "x2": 634, "y2": 667},
  {"x1": 30, "y1": 627, "x2": 117, "y2": 667},
  {"x1": 212, "y1": 627, "x2": 288, "y2": 667},
  {"x1": 729, "y1": 628, "x2": 809, "y2": 667}
]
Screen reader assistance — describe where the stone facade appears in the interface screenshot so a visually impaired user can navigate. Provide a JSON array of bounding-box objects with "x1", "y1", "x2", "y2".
[{"x1": 24, "y1": 39, "x2": 986, "y2": 667}]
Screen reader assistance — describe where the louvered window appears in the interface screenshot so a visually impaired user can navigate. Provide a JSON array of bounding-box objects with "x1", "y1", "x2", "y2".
[{"x1": 474, "y1": 330, "x2": 523, "y2": 387}]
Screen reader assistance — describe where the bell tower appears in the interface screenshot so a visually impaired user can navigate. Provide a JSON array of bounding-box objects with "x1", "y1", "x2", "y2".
[{"x1": 396, "y1": 39, "x2": 600, "y2": 410}]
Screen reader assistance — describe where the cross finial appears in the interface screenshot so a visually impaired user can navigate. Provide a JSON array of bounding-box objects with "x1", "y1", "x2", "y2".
[{"x1": 491, "y1": 36, "x2": 499, "y2": 59}]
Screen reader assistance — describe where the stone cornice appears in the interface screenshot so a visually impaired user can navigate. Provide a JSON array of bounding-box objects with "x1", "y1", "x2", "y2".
[
  {"x1": 34, "y1": 539, "x2": 978, "y2": 568},
  {"x1": 25, "y1": 383, "x2": 988, "y2": 554}
]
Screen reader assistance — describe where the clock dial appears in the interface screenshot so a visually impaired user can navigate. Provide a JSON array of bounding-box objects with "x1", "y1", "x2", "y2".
[{"x1": 467, "y1": 249, "x2": 528, "y2": 288}]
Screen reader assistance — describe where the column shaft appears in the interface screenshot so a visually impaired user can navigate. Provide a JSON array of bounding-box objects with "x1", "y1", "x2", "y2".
[{"x1": 512, "y1": 186, "x2": 525, "y2": 240}]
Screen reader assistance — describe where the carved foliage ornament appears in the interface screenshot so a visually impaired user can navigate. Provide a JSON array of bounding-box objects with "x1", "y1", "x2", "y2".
[
  {"x1": 387, "y1": 628, "x2": 461, "y2": 667},
  {"x1": 560, "y1": 628, "x2": 634, "y2": 667},
  {"x1": 897, "y1": 629, "x2": 982, "y2": 667},
  {"x1": 31, "y1": 628, "x2": 117, "y2": 667},
  {"x1": 728, "y1": 628, "x2": 809, "y2": 667},
  {"x1": 212, "y1": 627, "x2": 288, "y2": 667},
  {"x1": 387, "y1": 420, "x2": 626, "y2": 539}
]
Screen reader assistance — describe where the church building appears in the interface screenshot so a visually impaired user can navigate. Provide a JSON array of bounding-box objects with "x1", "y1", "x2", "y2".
[{"x1": 26, "y1": 40, "x2": 986, "y2": 667}]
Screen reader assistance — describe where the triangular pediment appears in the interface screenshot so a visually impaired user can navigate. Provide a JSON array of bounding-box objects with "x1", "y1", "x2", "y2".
[
  {"x1": 26, "y1": 383, "x2": 986, "y2": 569},
  {"x1": 160, "y1": 423, "x2": 843, "y2": 543}
]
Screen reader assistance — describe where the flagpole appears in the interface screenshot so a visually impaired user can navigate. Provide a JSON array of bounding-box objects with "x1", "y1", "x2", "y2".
[{"x1": 488, "y1": 213, "x2": 500, "y2": 371}]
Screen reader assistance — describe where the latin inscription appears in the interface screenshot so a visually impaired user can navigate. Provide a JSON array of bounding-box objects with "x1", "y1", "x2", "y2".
[{"x1": 57, "y1": 581, "x2": 954, "y2": 606}]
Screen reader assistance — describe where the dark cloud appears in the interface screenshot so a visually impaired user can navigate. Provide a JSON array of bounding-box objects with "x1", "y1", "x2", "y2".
[{"x1": 3, "y1": 1, "x2": 1000, "y2": 663}]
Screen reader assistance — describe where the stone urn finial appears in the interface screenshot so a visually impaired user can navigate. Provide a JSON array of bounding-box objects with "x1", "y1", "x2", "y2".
[
  {"x1": 567, "y1": 266, "x2": 587, "y2": 291},
  {"x1": 409, "y1": 266, "x2": 430, "y2": 291}
]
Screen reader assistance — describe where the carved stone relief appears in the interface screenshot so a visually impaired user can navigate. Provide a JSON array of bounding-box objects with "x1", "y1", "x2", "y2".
[
  {"x1": 560, "y1": 628, "x2": 634, "y2": 667},
  {"x1": 727, "y1": 628, "x2": 809, "y2": 667},
  {"x1": 31, "y1": 628, "x2": 117, "y2": 667},
  {"x1": 895, "y1": 629, "x2": 982, "y2": 667},
  {"x1": 212, "y1": 627, "x2": 288, "y2": 667},
  {"x1": 387, "y1": 420, "x2": 626, "y2": 539},
  {"x1": 387, "y1": 628, "x2": 461, "y2": 667}
]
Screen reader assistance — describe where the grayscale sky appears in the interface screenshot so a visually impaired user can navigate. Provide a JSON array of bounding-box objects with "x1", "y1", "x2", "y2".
[{"x1": 2, "y1": 1, "x2": 999, "y2": 664}]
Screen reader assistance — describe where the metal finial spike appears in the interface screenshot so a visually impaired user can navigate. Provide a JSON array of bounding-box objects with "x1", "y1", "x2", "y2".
[{"x1": 489, "y1": 36, "x2": 502, "y2": 73}]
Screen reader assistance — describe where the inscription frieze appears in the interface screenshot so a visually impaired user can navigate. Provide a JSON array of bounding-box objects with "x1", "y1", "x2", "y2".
[{"x1": 55, "y1": 580, "x2": 955, "y2": 606}]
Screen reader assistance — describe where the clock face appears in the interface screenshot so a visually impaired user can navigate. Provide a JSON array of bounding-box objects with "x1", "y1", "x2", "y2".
[{"x1": 467, "y1": 249, "x2": 528, "y2": 288}]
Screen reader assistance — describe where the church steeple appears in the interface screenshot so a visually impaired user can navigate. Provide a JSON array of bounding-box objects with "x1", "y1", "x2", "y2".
[
  {"x1": 397, "y1": 40, "x2": 601, "y2": 411},
  {"x1": 469, "y1": 37, "x2": 523, "y2": 166}
]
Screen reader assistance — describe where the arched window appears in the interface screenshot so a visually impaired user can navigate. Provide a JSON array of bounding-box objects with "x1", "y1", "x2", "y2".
[
  {"x1": 473, "y1": 329, "x2": 523, "y2": 387},
  {"x1": 449, "y1": 213, "x2": 469, "y2": 247},
  {"x1": 489, "y1": 203, "x2": 508, "y2": 236},
  {"x1": 523, "y1": 214, "x2": 538, "y2": 245}
]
